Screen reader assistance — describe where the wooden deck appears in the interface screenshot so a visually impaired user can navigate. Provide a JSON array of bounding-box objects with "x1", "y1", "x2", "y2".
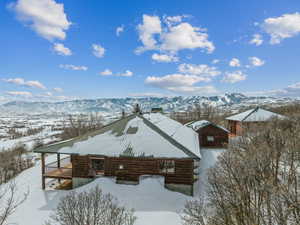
[{"x1": 43, "y1": 163, "x2": 72, "y2": 179}]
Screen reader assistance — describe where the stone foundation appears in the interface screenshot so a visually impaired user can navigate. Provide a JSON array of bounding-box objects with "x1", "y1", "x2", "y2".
[
  {"x1": 72, "y1": 177, "x2": 94, "y2": 188},
  {"x1": 165, "y1": 183, "x2": 194, "y2": 196},
  {"x1": 116, "y1": 179, "x2": 139, "y2": 185}
]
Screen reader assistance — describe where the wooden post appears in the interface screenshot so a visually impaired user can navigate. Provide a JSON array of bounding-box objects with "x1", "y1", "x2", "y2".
[
  {"x1": 57, "y1": 153, "x2": 60, "y2": 168},
  {"x1": 41, "y1": 153, "x2": 45, "y2": 190},
  {"x1": 57, "y1": 153, "x2": 61, "y2": 183}
]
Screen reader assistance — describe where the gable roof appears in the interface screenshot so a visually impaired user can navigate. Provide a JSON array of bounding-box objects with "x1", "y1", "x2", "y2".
[
  {"x1": 226, "y1": 107, "x2": 285, "y2": 122},
  {"x1": 185, "y1": 120, "x2": 229, "y2": 133},
  {"x1": 34, "y1": 113, "x2": 201, "y2": 159},
  {"x1": 143, "y1": 113, "x2": 201, "y2": 158}
]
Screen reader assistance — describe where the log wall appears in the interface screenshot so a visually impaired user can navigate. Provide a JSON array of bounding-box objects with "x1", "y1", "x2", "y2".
[
  {"x1": 228, "y1": 120, "x2": 243, "y2": 136},
  {"x1": 72, "y1": 155, "x2": 195, "y2": 185},
  {"x1": 71, "y1": 155, "x2": 93, "y2": 178},
  {"x1": 197, "y1": 124, "x2": 228, "y2": 147}
]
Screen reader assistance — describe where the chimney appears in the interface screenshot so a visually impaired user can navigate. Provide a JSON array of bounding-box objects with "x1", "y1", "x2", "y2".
[{"x1": 133, "y1": 104, "x2": 142, "y2": 114}]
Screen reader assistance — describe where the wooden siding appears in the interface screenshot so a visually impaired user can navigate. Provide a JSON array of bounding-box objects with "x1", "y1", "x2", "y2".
[
  {"x1": 106, "y1": 157, "x2": 195, "y2": 185},
  {"x1": 228, "y1": 120, "x2": 243, "y2": 136},
  {"x1": 197, "y1": 124, "x2": 228, "y2": 147},
  {"x1": 71, "y1": 155, "x2": 94, "y2": 178},
  {"x1": 228, "y1": 120, "x2": 266, "y2": 136},
  {"x1": 72, "y1": 155, "x2": 195, "y2": 185}
]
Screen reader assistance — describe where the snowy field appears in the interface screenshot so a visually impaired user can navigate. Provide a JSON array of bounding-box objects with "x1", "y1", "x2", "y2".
[
  {"x1": 0, "y1": 114, "x2": 64, "y2": 151},
  {"x1": 0, "y1": 113, "x2": 115, "y2": 151},
  {"x1": 3, "y1": 148, "x2": 225, "y2": 225}
]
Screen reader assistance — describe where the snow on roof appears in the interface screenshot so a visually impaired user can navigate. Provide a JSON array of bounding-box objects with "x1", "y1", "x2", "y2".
[
  {"x1": 185, "y1": 120, "x2": 229, "y2": 133},
  {"x1": 226, "y1": 107, "x2": 285, "y2": 122},
  {"x1": 143, "y1": 113, "x2": 201, "y2": 158},
  {"x1": 35, "y1": 114, "x2": 201, "y2": 159}
]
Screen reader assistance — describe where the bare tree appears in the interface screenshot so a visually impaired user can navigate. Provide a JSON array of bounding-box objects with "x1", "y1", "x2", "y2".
[
  {"x1": 60, "y1": 113, "x2": 104, "y2": 140},
  {"x1": 0, "y1": 145, "x2": 33, "y2": 184},
  {"x1": 171, "y1": 103, "x2": 226, "y2": 126},
  {"x1": 0, "y1": 181, "x2": 28, "y2": 225},
  {"x1": 183, "y1": 117, "x2": 300, "y2": 225},
  {"x1": 47, "y1": 186, "x2": 136, "y2": 225},
  {"x1": 182, "y1": 197, "x2": 208, "y2": 225}
]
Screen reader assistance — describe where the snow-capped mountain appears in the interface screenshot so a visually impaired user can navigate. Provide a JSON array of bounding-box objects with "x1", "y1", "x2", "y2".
[{"x1": 0, "y1": 93, "x2": 296, "y2": 115}]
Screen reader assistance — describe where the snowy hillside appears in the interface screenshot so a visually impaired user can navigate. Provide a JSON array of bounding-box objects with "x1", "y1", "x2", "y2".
[{"x1": 0, "y1": 93, "x2": 295, "y2": 115}]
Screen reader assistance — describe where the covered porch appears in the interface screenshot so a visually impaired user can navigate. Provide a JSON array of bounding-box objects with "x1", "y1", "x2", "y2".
[{"x1": 41, "y1": 153, "x2": 72, "y2": 189}]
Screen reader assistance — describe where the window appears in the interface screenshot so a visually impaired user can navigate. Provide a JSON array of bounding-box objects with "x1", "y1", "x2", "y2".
[
  {"x1": 207, "y1": 136, "x2": 214, "y2": 142},
  {"x1": 159, "y1": 160, "x2": 175, "y2": 174},
  {"x1": 91, "y1": 158, "x2": 105, "y2": 174}
]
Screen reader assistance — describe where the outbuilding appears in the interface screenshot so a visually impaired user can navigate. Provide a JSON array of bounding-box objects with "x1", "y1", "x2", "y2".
[
  {"x1": 226, "y1": 107, "x2": 285, "y2": 136},
  {"x1": 186, "y1": 120, "x2": 229, "y2": 148}
]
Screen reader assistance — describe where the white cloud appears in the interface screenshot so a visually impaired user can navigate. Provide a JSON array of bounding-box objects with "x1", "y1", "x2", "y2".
[
  {"x1": 38, "y1": 91, "x2": 53, "y2": 97},
  {"x1": 119, "y1": 70, "x2": 133, "y2": 77},
  {"x1": 145, "y1": 63, "x2": 221, "y2": 95},
  {"x1": 145, "y1": 73, "x2": 218, "y2": 95},
  {"x1": 249, "y1": 56, "x2": 265, "y2": 67},
  {"x1": 163, "y1": 15, "x2": 188, "y2": 27},
  {"x1": 129, "y1": 92, "x2": 166, "y2": 98},
  {"x1": 262, "y1": 12, "x2": 300, "y2": 44},
  {"x1": 3, "y1": 78, "x2": 46, "y2": 89},
  {"x1": 53, "y1": 87, "x2": 63, "y2": 92},
  {"x1": 100, "y1": 69, "x2": 113, "y2": 76},
  {"x1": 25, "y1": 80, "x2": 46, "y2": 89},
  {"x1": 211, "y1": 59, "x2": 219, "y2": 64},
  {"x1": 116, "y1": 25, "x2": 124, "y2": 36},
  {"x1": 249, "y1": 34, "x2": 263, "y2": 46},
  {"x1": 229, "y1": 58, "x2": 241, "y2": 67},
  {"x1": 11, "y1": 0, "x2": 71, "y2": 41},
  {"x1": 151, "y1": 53, "x2": 178, "y2": 62},
  {"x1": 178, "y1": 63, "x2": 221, "y2": 78},
  {"x1": 160, "y1": 22, "x2": 215, "y2": 53},
  {"x1": 222, "y1": 71, "x2": 247, "y2": 83},
  {"x1": 60, "y1": 64, "x2": 88, "y2": 71},
  {"x1": 136, "y1": 15, "x2": 162, "y2": 53},
  {"x1": 100, "y1": 69, "x2": 133, "y2": 77},
  {"x1": 245, "y1": 82, "x2": 300, "y2": 97},
  {"x1": 6, "y1": 91, "x2": 32, "y2": 97},
  {"x1": 53, "y1": 43, "x2": 72, "y2": 56},
  {"x1": 145, "y1": 74, "x2": 210, "y2": 88},
  {"x1": 164, "y1": 15, "x2": 184, "y2": 23},
  {"x1": 166, "y1": 85, "x2": 218, "y2": 95},
  {"x1": 279, "y1": 82, "x2": 300, "y2": 97},
  {"x1": 92, "y1": 44, "x2": 105, "y2": 58},
  {"x1": 0, "y1": 96, "x2": 7, "y2": 104},
  {"x1": 136, "y1": 14, "x2": 215, "y2": 54},
  {"x1": 3, "y1": 78, "x2": 24, "y2": 85},
  {"x1": 53, "y1": 95, "x2": 76, "y2": 101}
]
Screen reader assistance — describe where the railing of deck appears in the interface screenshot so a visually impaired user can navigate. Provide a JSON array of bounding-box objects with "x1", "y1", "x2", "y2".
[{"x1": 45, "y1": 156, "x2": 72, "y2": 175}]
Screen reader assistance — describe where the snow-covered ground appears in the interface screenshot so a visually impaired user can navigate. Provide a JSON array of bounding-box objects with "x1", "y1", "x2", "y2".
[
  {"x1": 4, "y1": 149, "x2": 225, "y2": 225},
  {"x1": 0, "y1": 114, "x2": 65, "y2": 151},
  {"x1": 0, "y1": 128, "x2": 61, "y2": 151},
  {"x1": 0, "y1": 113, "x2": 115, "y2": 152}
]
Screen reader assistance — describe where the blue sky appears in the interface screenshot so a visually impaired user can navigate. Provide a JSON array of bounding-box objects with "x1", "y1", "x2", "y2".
[{"x1": 1, "y1": 0, "x2": 300, "y2": 102}]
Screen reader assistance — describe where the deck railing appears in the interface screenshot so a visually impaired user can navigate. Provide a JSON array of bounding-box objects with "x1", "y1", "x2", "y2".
[{"x1": 44, "y1": 156, "x2": 72, "y2": 178}]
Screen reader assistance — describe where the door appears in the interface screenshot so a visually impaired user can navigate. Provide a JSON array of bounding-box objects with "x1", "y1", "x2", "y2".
[{"x1": 90, "y1": 157, "x2": 105, "y2": 175}]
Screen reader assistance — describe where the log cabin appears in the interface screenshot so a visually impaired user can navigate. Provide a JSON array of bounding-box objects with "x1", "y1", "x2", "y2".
[
  {"x1": 34, "y1": 112, "x2": 201, "y2": 196},
  {"x1": 186, "y1": 120, "x2": 229, "y2": 148},
  {"x1": 226, "y1": 107, "x2": 285, "y2": 136}
]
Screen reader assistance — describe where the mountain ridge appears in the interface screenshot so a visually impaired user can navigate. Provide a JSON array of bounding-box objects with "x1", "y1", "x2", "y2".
[{"x1": 0, "y1": 93, "x2": 296, "y2": 115}]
